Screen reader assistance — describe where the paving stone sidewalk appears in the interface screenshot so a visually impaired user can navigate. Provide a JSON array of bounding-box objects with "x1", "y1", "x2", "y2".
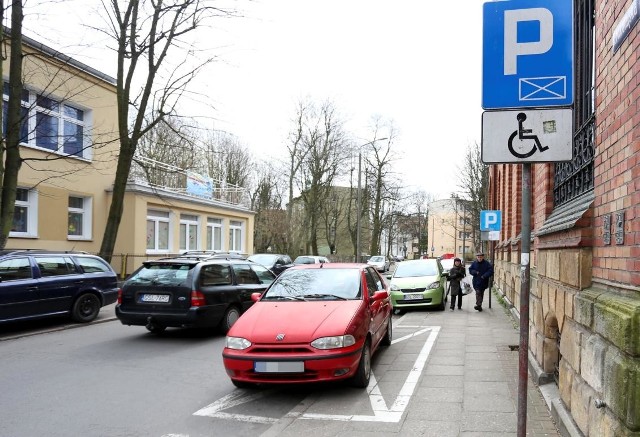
[{"x1": 262, "y1": 290, "x2": 561, "y2": 437}]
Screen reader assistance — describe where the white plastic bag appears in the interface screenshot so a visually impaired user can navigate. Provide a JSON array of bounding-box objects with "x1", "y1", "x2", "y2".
[{"x1": 461, "y1": 281, "x2": 473, "y2": 295}]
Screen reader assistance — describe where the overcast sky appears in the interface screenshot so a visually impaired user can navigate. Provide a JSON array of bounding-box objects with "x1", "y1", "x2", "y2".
[{"x1": 26, "y1": 0, "x2": 485, "y2": 200}]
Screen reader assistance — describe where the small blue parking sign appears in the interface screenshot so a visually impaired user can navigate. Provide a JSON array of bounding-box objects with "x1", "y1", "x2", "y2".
[
  {"x1": 480, "y1": 210, "x2": 502, "y2": 231},
  {"x1": 482, "y1": 0, "x2": 573, "y2": 109}
]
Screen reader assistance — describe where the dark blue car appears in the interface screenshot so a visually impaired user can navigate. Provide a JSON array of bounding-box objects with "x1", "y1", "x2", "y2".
[{"x1": 0, "y1": 250, "x2": 118, "y2": 324}]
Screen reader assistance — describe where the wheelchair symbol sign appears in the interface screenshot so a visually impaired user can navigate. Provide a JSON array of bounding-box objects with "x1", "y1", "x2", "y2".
[{"x1": 481, "y1": 109, "x2": 573, "y2": 164}]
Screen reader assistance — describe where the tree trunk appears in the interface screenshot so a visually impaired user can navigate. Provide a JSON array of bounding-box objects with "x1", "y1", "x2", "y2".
[
  {"x1": 99, "y1": 137, "x2": 135, "y2": 262},
  {"x1": 0, "y1": 3, "x2": 24, "y2": 250}
]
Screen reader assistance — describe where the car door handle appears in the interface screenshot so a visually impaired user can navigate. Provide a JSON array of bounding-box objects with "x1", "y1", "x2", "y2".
[{"x1": 28, "y1": 286, "x2": 38, "y2": 292}]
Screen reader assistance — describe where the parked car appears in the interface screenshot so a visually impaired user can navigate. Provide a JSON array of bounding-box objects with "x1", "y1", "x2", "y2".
[
  {"x1": 179, "y1": 250, "x2": 247, "y2": 260},
  {"x1": 386, "y1": 258, "x2": 447, "y2": 312},
  {"x1": 222, "y1": 263, "x2": 392, "y2": 388},
  {"x1": 247, "y1": 253, "x2": 294, "y2": 275},
  {"x1": 367, "y1": 255, "x2": 390, "y2": 272},
  {"x1": 115, "y1": 257, "x2": 275, "y2": 334},
  {"x1": 293, "y1": 255, "x2": 330, "y2": 264},
  {"x1": 0, "y1": 250, "x2": 118, "y2": 324}
]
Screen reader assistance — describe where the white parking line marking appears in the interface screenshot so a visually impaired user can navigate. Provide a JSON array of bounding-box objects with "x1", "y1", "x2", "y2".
[
  {"x1": 299, "y1": 326, "x2": 439, "y2": 423},
  {"x1": 193, "y1": 389, "x2": 279, "y2": 424},
  {"x1": 193, "y1": 325, "x2": 440, "y2": 424}
]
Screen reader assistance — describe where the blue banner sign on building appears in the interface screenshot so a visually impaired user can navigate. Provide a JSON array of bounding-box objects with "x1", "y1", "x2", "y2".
[{"x1": 186, "y1": 171, "x2": 214, "y2": 199}]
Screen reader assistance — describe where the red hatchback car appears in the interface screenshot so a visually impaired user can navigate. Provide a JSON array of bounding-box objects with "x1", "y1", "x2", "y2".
[{"x1": 222, "y1": 263, "x2": 392, "y2": 388}]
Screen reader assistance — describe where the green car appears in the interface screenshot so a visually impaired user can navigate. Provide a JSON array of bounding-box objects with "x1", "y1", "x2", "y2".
[{"x1": 387, "y1": 259, "x2": 447, "y2": 312}]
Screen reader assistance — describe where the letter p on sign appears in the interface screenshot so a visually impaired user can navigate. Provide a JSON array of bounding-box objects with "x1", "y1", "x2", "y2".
[
  {"x1": 480, "y1": 210, "x2": 502, "y2": 231},
  {"x1": 504, "y1": 8, "x2": 553, "y2": 75}
]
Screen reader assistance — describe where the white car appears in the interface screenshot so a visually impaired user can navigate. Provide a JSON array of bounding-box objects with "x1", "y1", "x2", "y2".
[
  {"x1": 440, "y1": 258, "x2": 455, "y2": 275},
  {"x1": 367, "y1": 255, "x2": 390, "y2": 272},
  {"x1": 293, "y1": 255, "x2": 330, "y2": 265}
]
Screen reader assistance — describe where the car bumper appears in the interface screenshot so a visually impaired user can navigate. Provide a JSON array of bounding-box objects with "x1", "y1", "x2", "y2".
[
  {"x1": 222, "y1": 345, "x2": 363, "y2": 384},
  {"x1": 389, "y1": 288, "x2": 444, "y2": 308},
  {"x1": 115, "y1": 304, "x2": 227, "y2": 328},
  {"x1": 102, "y1": 289, "x2": 119, "y2": 306}
]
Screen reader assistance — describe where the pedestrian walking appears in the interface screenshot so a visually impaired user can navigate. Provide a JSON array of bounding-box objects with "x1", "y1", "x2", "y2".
[
  {"x1": 448, "y1": 257, "x2": 466, "y2": 311},
  {"x1": 469, "y1": 252, "x2": 494, "y2": 311}
]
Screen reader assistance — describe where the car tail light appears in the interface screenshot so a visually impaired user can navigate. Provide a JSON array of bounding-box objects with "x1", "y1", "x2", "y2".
[
  {"x1": 117, "y1": 288, "x2": 123, "y2": 304},
  {"x1": 191, "y1": 290, "x2": 206, "y2": 307}
]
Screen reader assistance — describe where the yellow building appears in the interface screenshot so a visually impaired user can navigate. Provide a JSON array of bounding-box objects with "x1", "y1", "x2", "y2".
[
  {"x1": 6, "y1": 33, "x2": 254, "y2": 275},
  {"x1": 427, "y1": 198, "x2": 472, "y2": 260}
]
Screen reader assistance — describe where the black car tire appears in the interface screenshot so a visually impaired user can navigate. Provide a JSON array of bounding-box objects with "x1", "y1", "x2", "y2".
[
  {"x1": 219, "y1": 306, "x2": 241, "y2": 334},
  {"x1": 351, "y1": 339, "x2": 371, "y2": 388},
  {"x1": 146, "y1": 323, "x2": 166, "y2": 334},
  {"x1": 381, "y1": 317, "x2": 392, "y2": 346},
  {"x1": 71, "y1": 293, "x2": 101, "y2": 323}
]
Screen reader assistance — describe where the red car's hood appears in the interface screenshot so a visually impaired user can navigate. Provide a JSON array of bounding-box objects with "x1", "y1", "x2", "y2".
[{"x1": 231, "y1": 301, "x2": 363, "y2": 343}]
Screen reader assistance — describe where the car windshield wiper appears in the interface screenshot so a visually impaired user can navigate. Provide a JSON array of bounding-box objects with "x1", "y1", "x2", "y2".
[
  {"x1": 303, "y1": 293, "x2": 347, "y2": 300},
  {"x1": 262, "y1": 295, "x2": 306, "y2": 301}
]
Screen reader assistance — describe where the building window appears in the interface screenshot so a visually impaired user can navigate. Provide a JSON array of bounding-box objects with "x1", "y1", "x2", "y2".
[
  {"x1": 68, "y1": 196, "x2": 92, "y2": 239},
  {"x1": 229, "y1": 220, "x2": 243, "y2": 252},
  {"x1": 206, "y1": 217, "x2": 223, "y2": 251},
  {"x1": 10, "y1": 188, "x2": 38, "y2": 238},
  {"x1": 553, "y1": 0, "x2": 595, "y2": 206},
  {"x1": 147, "y1": 210, "x2": 170, "y2": 252},
  {"x1": 2, "y1": 83, "x2": 90, "y2": 159},
  {"x1": 180, "y1": 214, "x2": 199, "y2": 251}
]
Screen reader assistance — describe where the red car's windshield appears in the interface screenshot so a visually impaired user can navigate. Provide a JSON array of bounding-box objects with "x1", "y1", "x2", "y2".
[{"x1": 263, "y1": 268, "x2": 361, "y2": 300}]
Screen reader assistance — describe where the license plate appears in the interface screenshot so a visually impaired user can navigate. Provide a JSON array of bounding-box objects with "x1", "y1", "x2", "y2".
[
  {"x1": 141, "y1": 294, "x2": 170, "y2": 303},
  {"x1": 254, "y1": 361, "x2": 304, "y2": 373},
  {"x1": 403, "y1": 293, "x2": 423, "y2": 300}
]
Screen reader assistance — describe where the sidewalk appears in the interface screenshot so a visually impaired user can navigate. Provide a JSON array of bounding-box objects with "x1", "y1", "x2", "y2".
[{"x1": 262, "y1": 291, "x2": 561, "y2": 437}]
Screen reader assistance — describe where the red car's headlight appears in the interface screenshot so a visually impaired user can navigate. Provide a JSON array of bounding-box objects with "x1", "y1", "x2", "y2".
[
  {"x1": 311, "y1": 335, "x2": 356, "y2": 350},
  {"x1": 226, "y1": 336, "x2": 251, "y2": 350}
]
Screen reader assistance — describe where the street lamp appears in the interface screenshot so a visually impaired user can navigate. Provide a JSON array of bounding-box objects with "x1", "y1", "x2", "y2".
[{"x1": 355, "y1": 137, "x2": 388, "y2": 262}]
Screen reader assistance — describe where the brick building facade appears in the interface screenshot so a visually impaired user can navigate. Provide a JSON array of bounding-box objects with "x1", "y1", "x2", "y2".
[{"x1": 488, "y1": 0, "x2": 639, "y2": 435}]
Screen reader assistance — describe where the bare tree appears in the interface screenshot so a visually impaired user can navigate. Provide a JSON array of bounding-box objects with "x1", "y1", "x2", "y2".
[
  {"x1": 296, "y1": 101, "x2": 350, "y2": 254},
  {"x1": 457, "y1": 141, "x2": 488, "y2": 252},
  {"x1": 363, "y1": 119, "x2": 398, "y2": 256},
  {"x1": 131, "y1": 116, "x2": 200, "y2": 187},
  {"x1": 249, "y1": 162, "x2": 287, "y2": 253},
  {"x1": 98, "y1": 0, "x2": 233, "y2": 262}
]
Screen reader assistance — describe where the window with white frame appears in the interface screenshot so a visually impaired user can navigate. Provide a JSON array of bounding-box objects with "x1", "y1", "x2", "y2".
[
  {"x1": 147, "y1": 210, "x2": 170, "y2": 252},
  {"x1": 229, "y1": 220, "x2": 244, "y2": 252},
  {"x1": 68, "y1": 196, "x2": 92, "y2": 239},
  {"x1": 206, "y1": 217, "x2": 223, "y2": 251},
  {"x1": 180, "y1": 214, "x2": 199, "y2": 251},
  {"x1": 2, "y1": 82, "x2": 90, "y2": 159},
  {"x1": 10, "y1": 188, "x2": 38, "y2": 238}
]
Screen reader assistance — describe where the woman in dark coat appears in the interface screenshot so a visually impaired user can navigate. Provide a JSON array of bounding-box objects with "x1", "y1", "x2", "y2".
[{"x1": 448, "y1": 258, "x2": 466, "y2": 310}]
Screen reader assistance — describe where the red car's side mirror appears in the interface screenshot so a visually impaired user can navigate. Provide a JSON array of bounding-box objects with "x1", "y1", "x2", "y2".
[
  {"x1": 251, "y1": 292, "x2": 262, "y2": 302},
  {"x1": 371, "y1": 290, "x2": 389, "y2": 301}
]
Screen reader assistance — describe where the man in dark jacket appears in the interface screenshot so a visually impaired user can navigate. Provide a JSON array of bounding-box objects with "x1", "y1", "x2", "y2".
[{"x1": 468, "y1": 252, "x2": 494, "y2": 311}]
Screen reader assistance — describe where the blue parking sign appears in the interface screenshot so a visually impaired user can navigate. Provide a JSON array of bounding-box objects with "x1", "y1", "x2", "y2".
[
  {"x1": 480, "y1": 210, "x2": 502, "y2": 231},
  {"x1": 482, "y1": 0, "x2": 573, "y2": 109}
]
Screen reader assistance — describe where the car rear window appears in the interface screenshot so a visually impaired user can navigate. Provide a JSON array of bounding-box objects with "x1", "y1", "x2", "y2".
[
  {"x1": 127, "y1": 263, "x2": 193, "y2": 286},
  {"x1": 35, "y1": 256, "x2": 78, "y2": 277}
]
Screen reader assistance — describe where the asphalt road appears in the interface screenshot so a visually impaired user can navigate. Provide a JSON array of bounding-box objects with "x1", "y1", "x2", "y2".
[{"x1": 1, "y1": 314, "x2": 308, "y2": 437}]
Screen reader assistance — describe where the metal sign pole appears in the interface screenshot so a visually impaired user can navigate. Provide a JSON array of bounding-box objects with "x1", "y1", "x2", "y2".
[{"x1": 517, "y1": 163, "x2": 532, "y2": 437}]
